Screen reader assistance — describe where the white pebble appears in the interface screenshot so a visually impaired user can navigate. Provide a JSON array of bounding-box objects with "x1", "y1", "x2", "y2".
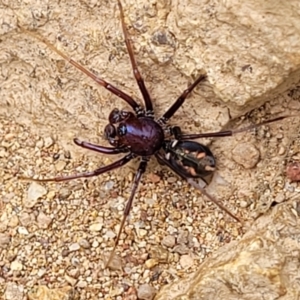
[
  {"x1": 89, "y1": 222, "x2": 103, "y2": 232},
  {"x1": 18, "y1": 226, "x2": 29, "y2": 235},
  {"x1": 69, "y1": 243, "x2": 80, "y2": 252},
  {"x1": 44, "y1": 136, "x2": 54, "y2": 148},
  {"x1": 92, "y1": 240, "x2": 99, "y2": 248},
  {"x1": 179, "y1": 254, "x2": 194, "y2": 269},
  {"x1": 105, "y1": 230, "x2": 116, "y2": 239},
  {"x1": 24, "y1": 182, "x2": 47, "y2": 208},
  {"x1": 11, "y1": 260, "x2": 23, "y2": 271}
]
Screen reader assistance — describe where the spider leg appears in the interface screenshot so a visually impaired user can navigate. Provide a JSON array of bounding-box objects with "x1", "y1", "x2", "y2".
[
  {"x1": 20, "y1": 154, "x2": 134, "y2": 182},
  {"x1": 155, "y1": 152, "x2": 241, "y2": 223},
  {"x1": 74, "y1": 138, "x2": 129, "y2": 154},
  {"x1": 19, "y1": 26, "x2": 142, "y2": 114},
  {"x1": 117, "y1": 0, "x2": 153, "y2": 115},
  {"x1": 105, "y1": 157, "x2": 148, "y2": 268},
  {"x1": 177, "y1": 115, "x2": 294, "y2": 140},
  {"x1": 186, "y1": 178, "x2": 241, "y2": 223},
  {"x1": 158, "y1": 74, "x2": 206, "y2": 124}
]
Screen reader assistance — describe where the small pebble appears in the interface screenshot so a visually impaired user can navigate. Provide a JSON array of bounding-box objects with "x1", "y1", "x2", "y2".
[
  {"x1": 19, "y1": 212, "x2": 33, "y2": 227},
  {"x1": 105, "y1": 230, "x2": 116, "y2": 239},
  {"x1": 65, "y1": 274, "x2": 77, "y2": 286},
  {"x1": 161, "y1": 235, "x2": 175, "y2": 248},
  {"x1": 67, "y1": 268, "x2": 80, "y2": 278},
  {"x1": 138, "y1": 229, "x2": 147, "y2": 237},
  {"x1": 147, "y1": 173, "x2": 161, "y2": 183},
  {"x1": 232, "y1": 142, "x2": 260, "y2": 169},
  {"x1": 240, "y1": 200, "x2": 249, "y2": 208},
  {"x1": 55, "y1": 160, "x2": 67, "y2": 172},
  {"x1": 47, "y1": 190, "x2": 56, "y2": 200},
  {"x1": 284, "y1": 182, "x2": 295, "y2": 192},
  {"x1": 8, "y1": 215, "x2": 19, "y2": 227},
  {"x1": 186, "y1": 217, "x2": 193, "y2": 224},
  {"x1": 36, "y1": 139, "x2": 44, "y2": 148},
  {"x1": 4, "y1": 133, "x2": 15, "y2": 140},
  {"x1": 150, "y1": 246, "x2": 169, "y2": 263},
  {"x1": 71, "y1": 257, "x2": 80, "y2": 266},
  {"x1": 110, "y1": 287, "x2": 123, "y2": 297},
  {"x1": 167, "y1": 177, "x2": 177, "y2": 183},
  {"x1": 143, "y1": 269, "x2": 150, "y2": 279},
  {"x1": 137, "y1": 284, "x2": 156, "y2": 300},
  {"x1": 177, "y1": 231, "x2": 189, "y2": 244},
  {"x1": 104, "y1": 181, "x2": 115, "y2": 190},
  {"x1": 62, "y1": 249, "x2": 70, "y2": 257},
  {"x1": 179, "y1": 254, "x2": 194, "y2": 269},
  {"x1": 24, "y1": 182, "x2": 47, "y2": 208},
  {"x1": 89, "y1": 222, "x2": 103, "y2": 232},
  {"x1": 37, "y1": 269, "x2": 47, "y2": 277},
  {"x1": 44, "y1": 136, "x2": 54, "y2": 148},
  {"x1": 145, "y1": 258, "x2": 159, "y2": 269},
  {"x1": 92, "y1": 240, "x2": 99, "y2": 248},
  {"x1": 0, "y1": 233, "x2": 11, "y2": 248},
  {"x1": 274, "y1": 193, "x2": 285, "y2": 203},
  {"x1": 173, "y1": 244, "x2": 189, "y2": 255},
  {"x1": 64, "y1": 150, "x2": 71, "y2": 159},
  {"x1": 0, "y1": 148, "x2": 7, "y2": 158},
  {"x1": 77, "y1": 280, "x2": 87, "y2": 288},
  {"x1": 37, "y1": 212, "x2": 52, "y2": 229},
  {"x1": 69, "y1": 243, "x2": 80, "y2": 252},
  {"x1": 278, "y1": 146, "x2": 285, "y2": 155},
  {"x1": 79, "y1": 238, "x2": 91, "y2": 249},
  {"x1": 11, "y1": 260, "x2": 23, "y2": 271},
  {"x1": 106, "y1": 253, "x2": 122, "y2": 270},
  {"x1": 18, "y1": 227, "x2": 29, "y2": 235},
  {"x1": 58, "y1": 187, "x2": 72, "y2": 199}
]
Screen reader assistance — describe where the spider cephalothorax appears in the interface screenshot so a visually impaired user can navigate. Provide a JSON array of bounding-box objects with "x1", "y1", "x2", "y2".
[{"x1": 104, "y1": 108, "x2": 164, "y2": 156}]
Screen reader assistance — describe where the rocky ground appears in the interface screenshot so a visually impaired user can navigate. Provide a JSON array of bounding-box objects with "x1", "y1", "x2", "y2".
[
  {"x1": 1, "y1": 0, "x2": 300, "y2": 299},
  {"x1": 1, "y1": 93, "x2": 300, "y2": 300}
]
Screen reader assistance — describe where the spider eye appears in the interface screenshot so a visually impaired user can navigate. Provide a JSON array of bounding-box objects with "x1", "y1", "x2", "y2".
[
  {"x1": 118, "y1": 124, "x2": 127, "y2": 136},
  {"x1": 104, "y1": 124, "x2": 116, "y2": 139},
  {"x1": 109, "y1": 108, "x2": 121, "y2": 124}
]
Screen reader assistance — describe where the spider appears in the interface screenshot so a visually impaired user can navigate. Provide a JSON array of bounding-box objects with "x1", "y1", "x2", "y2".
[{"x1": 20, "y1": 0, "x2": 291, "y2": 267}]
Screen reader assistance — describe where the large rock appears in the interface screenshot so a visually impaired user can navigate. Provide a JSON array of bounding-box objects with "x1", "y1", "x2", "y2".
[{"x1": 155, "y1": 199, "x2": 300, "y2": 300}]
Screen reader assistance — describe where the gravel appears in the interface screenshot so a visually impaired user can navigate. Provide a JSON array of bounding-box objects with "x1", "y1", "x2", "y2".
[{"x1": 1, "y1": 101, "x2": 299, "y2": 299}]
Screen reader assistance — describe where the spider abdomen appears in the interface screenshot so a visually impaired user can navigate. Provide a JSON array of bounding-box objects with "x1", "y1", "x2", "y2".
[{"x1": 166, "y1": 140, "x2": 216, "y2": 178}]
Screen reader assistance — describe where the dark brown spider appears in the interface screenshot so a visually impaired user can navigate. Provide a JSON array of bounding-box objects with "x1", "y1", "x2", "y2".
[{"x1": 20, "y1": 0, "x2": 292, "y2": 267}]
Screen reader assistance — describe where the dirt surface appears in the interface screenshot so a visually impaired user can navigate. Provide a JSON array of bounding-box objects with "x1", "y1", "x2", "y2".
[{"x1": 1, "y1": 0, "x2": 300, "y2": 299}]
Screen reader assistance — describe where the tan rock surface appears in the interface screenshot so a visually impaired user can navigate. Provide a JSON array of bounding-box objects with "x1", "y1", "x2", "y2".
[{"x1": 155, "y1": 199, "x2": 300, "y2": 300}]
